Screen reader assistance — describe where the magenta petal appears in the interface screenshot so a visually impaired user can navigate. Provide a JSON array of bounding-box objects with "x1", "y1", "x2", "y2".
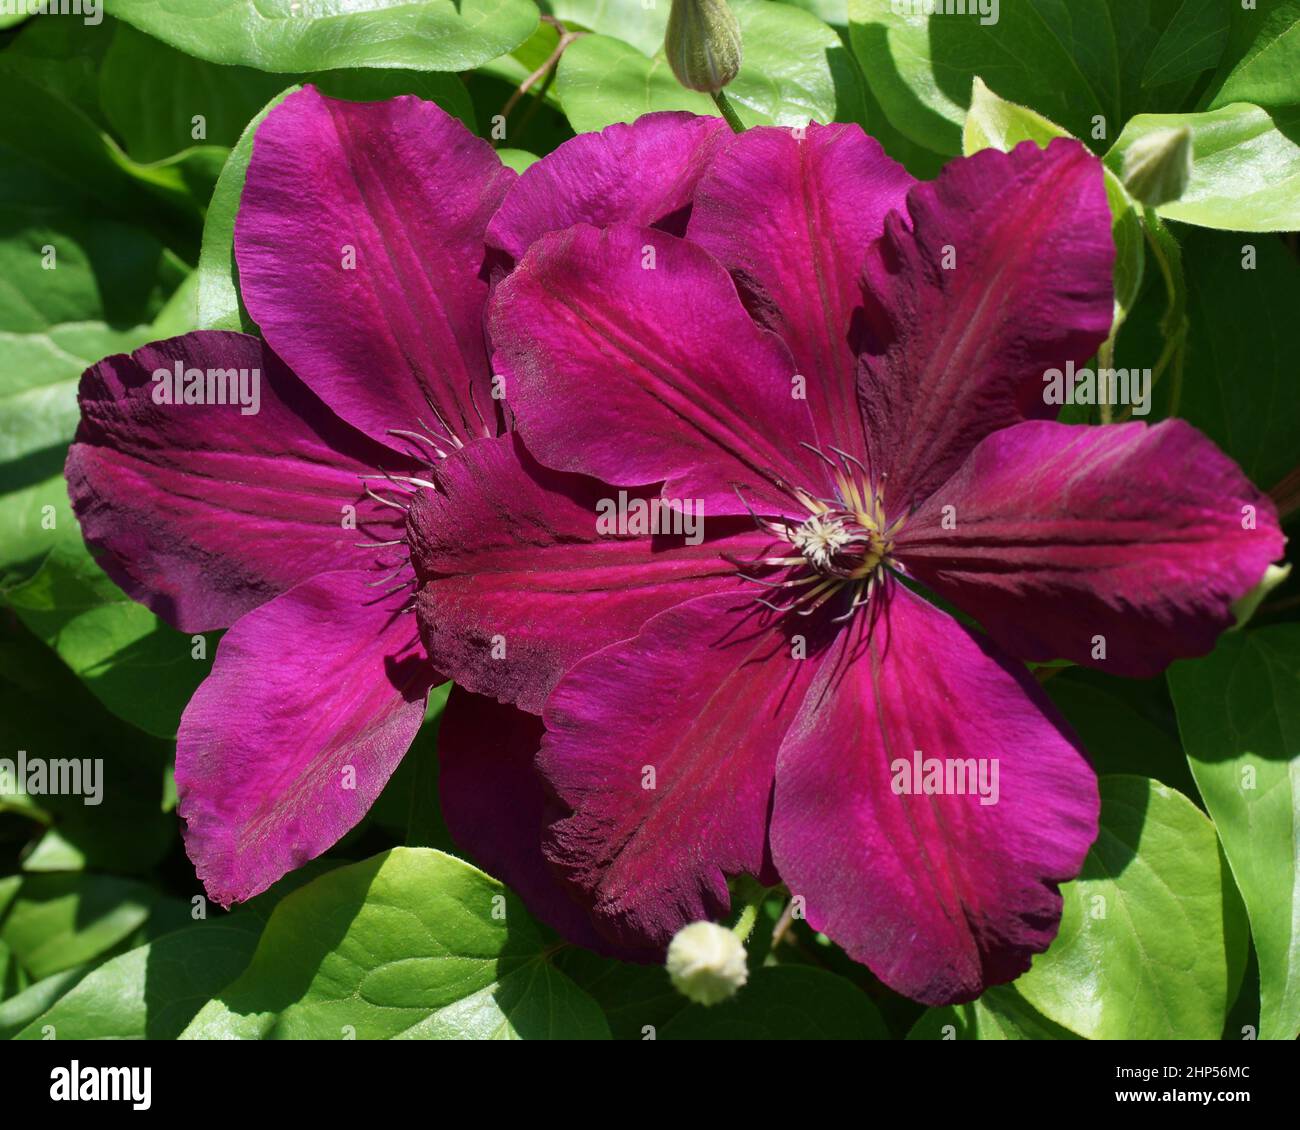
[
  {"x1": 540, "y1": 593, "x2": 815, "y2": 949},
  {"x1": 408, "y1": 433, "x2": 764, "y2": 713},
  {"x1": 859, "y1": 138, "x2": 1115, "y2": 506},
  {"x1": 235, "y1": 86, "x2": 514, "y2": 448},
  {"x1": 896, "y1": 419, "x2": 1286, "y2": 676},
  {"x1": 438, "y1": 687, "x2": 650, "y2": 957},
  {"x1": 176, "y1": 570, "x2": 434, "y2": 906},
  {"x1": 487, "y1": 111, "x2": 730, "y2": 264},
  {"x1": 65, "y1": 332, "x2": 413, "y2": 633},
  {"x1": 687, "y1": 122, "x2": 913, "y2": 455},
  {"x1": 489, "y1": 223, "x2": 825, "y2": 517},
  {"x1": 770, "y1": 582, "x2": 1099, "y2": 1006}
]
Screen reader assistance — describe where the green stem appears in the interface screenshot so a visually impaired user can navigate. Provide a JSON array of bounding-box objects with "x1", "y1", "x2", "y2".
[
  {"x1": 1097, "y1": 337, "x2": 1115, "y2": 425},
  {"x1": 1141, "y1": 209, "x2": 1189, "y2": 415},
  {"x1": 711, "y1": 89, "x2": 746, "y2": 134},
  {"x1": 730, "y1": 876, "x2": 768, "y2": 941}
]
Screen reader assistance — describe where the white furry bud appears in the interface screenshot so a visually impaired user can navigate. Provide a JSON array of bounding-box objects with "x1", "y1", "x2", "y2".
[{"x1": 666, "y1": 920, "x2": 748, "y2": 1006}]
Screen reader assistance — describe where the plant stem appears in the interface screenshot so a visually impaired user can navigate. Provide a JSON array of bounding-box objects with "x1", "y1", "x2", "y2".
[
  {"x1": 1098, "y1": 338, "x2": 1115, "y2": 425},
  {"x1": 712, "y1": 88, "x2": 746, "y2": 133},
  {"x1": 730, "y1": 876, "x2": 768, "y2": 941},
  {"x1": 501, "y1": 17, "x2": 585, "y2": 126}
]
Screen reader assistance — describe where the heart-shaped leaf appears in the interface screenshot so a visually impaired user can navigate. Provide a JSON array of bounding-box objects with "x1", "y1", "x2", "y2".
[
  {"x1": 181, "y1": 848, "x2": 610, "y2": 1039},
  {"x1": 1015, "y1": 775, "x2": 1248, "y2": 1040}
]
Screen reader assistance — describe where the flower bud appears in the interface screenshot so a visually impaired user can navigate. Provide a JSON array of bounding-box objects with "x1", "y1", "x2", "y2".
[
  {"x1": 1121, "y1": 126, "x2": 1193, "y2": 208},
  {"x1": 665, "y1": 920, "x2": 748, "y2": 1005},
  {"x1": 665, "y1": 0, "x2": 743, "y2": 94}
]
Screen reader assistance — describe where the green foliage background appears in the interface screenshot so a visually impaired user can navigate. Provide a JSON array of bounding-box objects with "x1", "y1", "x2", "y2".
[{"x1": 0, "y1": 0, "x2": 1297, "y2": 1040}]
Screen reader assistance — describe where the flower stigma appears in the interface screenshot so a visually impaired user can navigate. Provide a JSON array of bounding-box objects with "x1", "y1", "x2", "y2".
[{"x1": 738, "y1": 443, "x2": 906, "y2": 624}]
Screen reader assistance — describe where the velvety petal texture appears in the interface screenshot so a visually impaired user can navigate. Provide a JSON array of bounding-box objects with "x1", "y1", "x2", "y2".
[
  {"x1": 489, "y1": 223, "x2": 825, "y2": 516},
  {"x1": 235, "y1": 86, "x2": 514, "y2": 448},
  {"x1": 896, "y1": 419, "x2": 1286, "y2": 676},
  {"x1": 176, "y1": 570, "x2": 434, "y2": 906},
  {"x1": 858, "y1": 138, "x2": 1115, "y2": 507},
  {"x1": 770, "y1": 582, "x2": 1099, "y2": 1005},
  {"x1": 438, "y1": 688, "x2": 635, "y2": 955},
  {"x1": 409, "y1": 433, "x2": 761, "y2": 713},
  {"x1": 487, "y1": 112, "x2": 731, "y2": 264},
  {"x1": 66, "y1": 332, "x2": 412, "y2": 633},
  {"x1": 687, "y1": 122, "x2": 914, "y2": 455},
  {"x1": 540, "y1": 594, "x2": 817, "y2": 950}
]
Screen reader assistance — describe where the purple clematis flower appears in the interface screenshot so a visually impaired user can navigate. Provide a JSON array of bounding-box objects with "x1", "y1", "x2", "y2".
[
  {"x1": 64, "y1": 87, "x2": 730, "y2": 908},
  {"x1": 409, "y1": 126, "x2": 1285, "y2": 1004}
]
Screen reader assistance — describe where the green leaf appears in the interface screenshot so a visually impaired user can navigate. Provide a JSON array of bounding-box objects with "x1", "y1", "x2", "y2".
[
  {"x1": 104, "y1": 0, "x2": 540, "y2": 73},
  {"x1": 180, "y1": 848, "x2": 610, "y2": 1039},
  {"x1": 1208, "y1": 0, "x2": 1300, "y2": 113},
  {"x1": 497, "y1": 147, "x2": 540, "y2": 173},
  {"x1": 962, "y1": 78, "x2": 1145, "y2": 335},
  {"x1": 310, "y1": 68, "x2": 477, "y2": 123},
  {"x1": 783, "y1": 0, "x2": 848, "y2": 28},
  {"x1": 1015, "y1": 775, "x2": 1248, "y2": 1039},
  {"x1": 848, "y1": 0, "x2": 1197, "y2": 157},
  {"x1": 368, "y1": 683, "x2": 452, "y2": 849},
  {"x1": 476, "y1": 18, "x2": 562, "y2": 92},
  {"x1": 0, "y1": 874, "x2": 159, "y2": 981},
  {"x1": 196, "y1": 76, "x2": 476, "y2": 333},
  {"x1": 1106, "y1": 103, "x2": 1300, "y2": 232},
  {"x1": 14, "y1": 921, "x2": 262, "y2": 1039},
  {"x1": 1159, "y1": 227, "x2": 1300, "y2": 492},
  {"x1": 0, "y1": 14, "x2": 113, "y2": 127},
  {"x1": 659, "y1": 966, "x2": 889, "y2": 1039},
  {"x1": 0, "y1": 477, "x2": 81, "y2": 585},
  {"x1": 556, "y1": 0, "x2": 863, "y2": 134},
  {"x1": 0, "y1": 967, "x2": 89, "y2": 1039},
  {"x1": 0, "y1": 621, "x2": 176, "y2": 874},
  {"x1": 99, "y1": 22, "x2": 291, "y2": 163},
  {"x1": 195, "y1": 90, "x2": 293, "y2": 333},
  {"x1": 962, "y1": 73, "x2": 1072, "y2": 151},
  {"x1": 1141, "y1": 0, "x2": 1230, "y2": 89},
  {"x1": 1046, "y1": 669, "x2": 1198, "y2": 802},
  {"x1": 4, "y1": 542, "x2": 213, "y2": 739},
  {"x1": 0, "y1": 876, "x2": 20, "y2": 922},
  {"x1": 1169, "y1": 626, "x2": 1300, "y2": 1041},
  {"x1": 544, "y1": 0, "x2": 668, "y2": 55},
  {"x1": 0, "y1": 197, "x2": 187, "y2": 582},
  {"x1": 552, "y1": 947, "x2": 686, "y2": 1040},
  {"x1": 0, "y1": 63, "x2": 216, "y2": 254},
  {"x1": 907, "y1": 985, "x2": 1079, "y2": 1040}
]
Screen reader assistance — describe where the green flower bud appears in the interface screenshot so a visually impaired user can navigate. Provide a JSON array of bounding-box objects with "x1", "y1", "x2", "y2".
[
  {"x1": 666, "y1": 920, "x2": 748, "y2": 1005},
  {"x1": 1121, "y1": 126, "x2": 1193, "y2": 208},
  {"x1": 665, "y1": 0, "x2": 743, "y2": 94}
]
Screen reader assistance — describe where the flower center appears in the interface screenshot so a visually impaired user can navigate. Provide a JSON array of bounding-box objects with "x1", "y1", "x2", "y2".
[
  {"x1": 789, "y1": 510, "x2": 887, "y2": 579},
  {"x1": 737, "y1": 444, "x2": 904, "y2": 624}
]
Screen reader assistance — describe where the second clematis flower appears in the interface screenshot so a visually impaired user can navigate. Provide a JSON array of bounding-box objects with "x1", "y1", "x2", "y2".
[{"x1": 410, "y1": 127, "x2": 1285, "y2": 1004}]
